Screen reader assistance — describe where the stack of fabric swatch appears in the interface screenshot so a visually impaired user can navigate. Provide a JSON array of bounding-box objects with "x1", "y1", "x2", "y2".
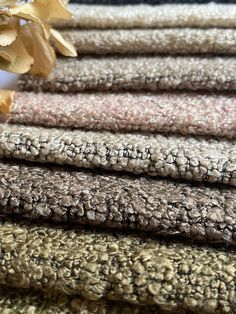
[{"x1": 0, "y1": 0, "x2": 235, "y2": 313}]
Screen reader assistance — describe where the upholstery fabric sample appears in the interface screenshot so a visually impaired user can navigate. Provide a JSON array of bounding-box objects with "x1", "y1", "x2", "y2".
[
  {"x1": 0, "y1": 286, "x2": 159, "y2": 314},
  {"x1": 0, "y1": 160, "x2": 235, "y2": 245},
  {"x1": 70, "y1": 0, "x2": 236, "y2": 3},
  {"x1": 62, "y1": 29, "x2": 236, "y2": 55},
  {"x1": 0, "y1": 219, "x2": 235, "y2": 313},
  {"x1": 18, "y1": 57, "x2": 236, "y2": 93},
  {"x1": 0, "y1": 123, "x2": 235, "y2": 186},
  {"x1": 2, "y1": 91, "x2": 236, "y2": 139},
  {"x1": 55, "y1": 4, "x2": 236, "y2": 29}
]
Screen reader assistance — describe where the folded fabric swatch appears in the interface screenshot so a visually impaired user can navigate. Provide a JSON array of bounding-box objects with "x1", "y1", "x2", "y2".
[
  {"x1": 2, "y1": 91, "x2": 236, "y2": 139},
  {"x1": 0, "y1": 124, "x2": 235, "y2": 186},
  {"x1": 55, "y1": 4, "x2": 236, "y2": 29},
  {"x1": 18, "y1": 57, "x2": 236, "y2": 93},
  {"x1": 70, "y1": 0, "x2": 236, "y2": 3},
  {"x1": 0, "y1": 218, "x2": 235, "y2": 313},
  {"x1": 0, "y1": 286, "x2": 159, "y2": 314},
  {"x1": 62, "y1": 29, "x2": 236, "y2": 55},
  {"x1": 0, "y1": 160, "x2": 235, "y2": 245}
]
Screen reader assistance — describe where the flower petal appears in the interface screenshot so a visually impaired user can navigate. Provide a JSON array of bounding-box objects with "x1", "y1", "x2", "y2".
[
  {"x1": 34, "y1": 0, "x2": 72, "y2": 21},
  {"x1": 9, "y1": 0, "x2": 72, "y2": 39},
  {"x1": 0, "y1": 0, "x2": 18, "y2": 6},
  {"x1": 0, "y1": 89, "x2": 15, "y2": 114},
  {"x1": 51, "y1": 28, "x2": 77, "y2": 57},
  {"x1": 9, "y1": 2, "x2": 51, "y2": 39},
  {"x1": 0, "y1": 35, "x2": 33, "y2": 73},
  {"x1": 20, "y1": 23, "x2": 56, "y2": 77},
  {"x1": 60, "y1": 0, "x2": 70, "y2": 5},
  {"x1": 0, "y1": 17, "x2": 19, "y2": 46}
]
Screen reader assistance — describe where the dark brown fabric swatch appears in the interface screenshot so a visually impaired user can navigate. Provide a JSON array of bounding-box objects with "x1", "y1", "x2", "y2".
[{"x1": 0, "y1": 160, "x2": 235, "y2": 245}]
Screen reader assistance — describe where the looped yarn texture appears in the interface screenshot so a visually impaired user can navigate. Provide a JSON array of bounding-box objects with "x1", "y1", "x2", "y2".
[
  {"x1": 1, "y1": 91, "x2": 235, "y2": 139},
  {"x1": 0, "y1": 124, "x2": 235, "y2": 186}
]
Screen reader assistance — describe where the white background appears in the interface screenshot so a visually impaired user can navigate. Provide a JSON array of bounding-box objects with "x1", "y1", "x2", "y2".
[{"x1": 0, "y1": 71, "x2": 19, "y2": 89}]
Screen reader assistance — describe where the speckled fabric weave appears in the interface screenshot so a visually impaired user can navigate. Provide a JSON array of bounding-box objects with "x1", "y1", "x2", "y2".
[
  {"x1": 0, "y1": 160, "x2": 235, "y2": 245},
  {"x1": 0, "y1": 123, "x2": 235, "y2": 186},
  {"x1": 0, "y1": 286, "x2": 160, "y2": 314},
  {"x1": 62, "y1": 29, "x2": 236, "y2": 55},
  {"x1": 55, "y1": 4, "x2": 236, "y2": 29},
  {"x1": 18, "y1": 57, "x2": 236, "y2": 93},
  {"x1": 2, "y1": 91, "x2": 236, "y2": 139},
  {"x1": 0, "y1": 219, "x2": 235, "y2": 313}
]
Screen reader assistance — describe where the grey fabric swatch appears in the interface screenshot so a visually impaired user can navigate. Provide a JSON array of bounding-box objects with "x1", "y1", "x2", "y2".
[{"x1": 18, "y1": 57, "x2": 236, "y2": 93}]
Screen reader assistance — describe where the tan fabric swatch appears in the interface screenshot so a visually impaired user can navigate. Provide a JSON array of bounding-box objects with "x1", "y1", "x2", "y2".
[{"x1": 0, "y1": 123, "x2": 235, "y2": 186}]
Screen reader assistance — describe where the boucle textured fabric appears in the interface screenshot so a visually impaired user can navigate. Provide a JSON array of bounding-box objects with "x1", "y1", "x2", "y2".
[
  {"x1": 0, "y1": 160, "x2": 235, "y2": 245},
  {"x1": 70, "y1": 0, "x2": 236, "y2": 3},
  {"x1": 62, "y1": 29, "x2": 236, "y2": 55},
  {"x1": 2, "y1": 91, "x2": 236, "y2": 138},
  {"x1": 0, "y1": 286, "x2": 159, "y2": 314},
  {"x1": 18, "y1": 57, "x2": 236, "y2": 93},
  {"x1": 0, "y1": 219, "x2": 235, "y2": 313},
  {"x1": 55, "y1": 4, "x2": 236, "y2": 29},
  {"x1": 0, "y1": 124, "x2": 235, "y2": 186}
]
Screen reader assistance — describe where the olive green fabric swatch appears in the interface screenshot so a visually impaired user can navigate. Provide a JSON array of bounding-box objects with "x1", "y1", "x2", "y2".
[
  {"x1": 0, "y1": 218, "x2": 235, "y2": 313},
  {"x1": 0, "y1": 123, "x2": 235, "y2": 186},
  {"x1": 0, "y1": 286, "x2": 160, "y2": 314},
  {"x1": 0, "y1": 160, "x2": 235, "y2": 245}
]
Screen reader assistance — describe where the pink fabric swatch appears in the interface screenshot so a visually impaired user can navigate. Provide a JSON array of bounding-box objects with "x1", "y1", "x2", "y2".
[{"x1": 2, "y1": 91, "x2": 236, "y2": 138}]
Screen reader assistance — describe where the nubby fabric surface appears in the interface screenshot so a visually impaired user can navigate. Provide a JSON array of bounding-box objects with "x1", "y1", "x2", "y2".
[
  {"x1": 2, "y1": 91, "x2": 236, "y2": 138},
  {"x1": 0, "y1": 160, "x2": 235, "y2": 245},
  {"x1": 55, "y1": 4, "x2": 236, "y2": 29},
  {"x1": 62, "y1": 28, "x2": 236, "y2": 55},
  {"x1": 0, "y1": 219, "x2": 234, "y2": 313},
  {"x1": 0, "y1": 124, "x2": 235, "y2": 186},
  {"x1": 18, "y1": 57, "x2": 236, "y2": 93}
]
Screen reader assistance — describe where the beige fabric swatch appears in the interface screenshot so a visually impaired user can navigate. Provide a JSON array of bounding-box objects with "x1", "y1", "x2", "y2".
[
  {"x1": 62, "y1": 28, "x2": 236, "y2": 55},
  {"x1": 55, "y1": 4, "x2": 236, "y2": 29}
]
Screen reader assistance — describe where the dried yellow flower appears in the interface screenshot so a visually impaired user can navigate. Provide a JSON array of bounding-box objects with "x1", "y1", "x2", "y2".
[
  {"x1": 0, "y1": 89, "x2": 15, "y2": 113},
  {"x1": 20, "y1": 23, "x2": 56, "y2": 77},
  {"x1": 51, "y1": 29, "x2": 77, "y2": 58},
  {"x1": 0, "y1": 0, "x2": 77, "y2": 76}
]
